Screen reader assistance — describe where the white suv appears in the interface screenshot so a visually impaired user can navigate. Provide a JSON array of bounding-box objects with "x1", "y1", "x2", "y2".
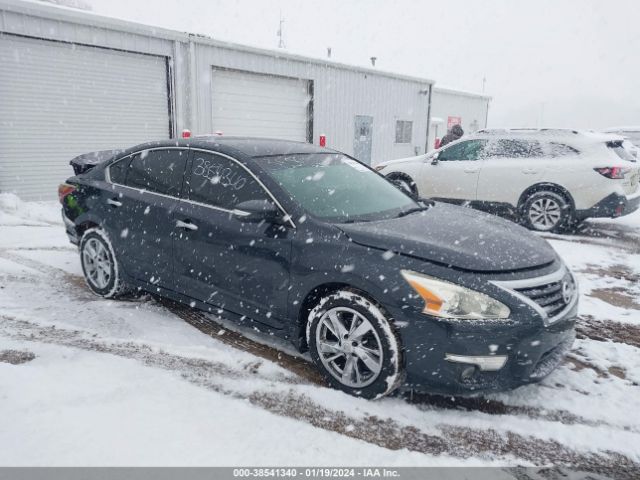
[{"x1": 375, "y1": 128, "x2": 640, "y2": 232}]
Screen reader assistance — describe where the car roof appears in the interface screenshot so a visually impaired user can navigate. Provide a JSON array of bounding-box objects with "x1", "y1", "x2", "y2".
[
  {"x1": 130, "y1": 136, "x2": 334, "y2": 159},
  {"x1": 471, "y1": 128, "x2": 623, "y2": 144}
]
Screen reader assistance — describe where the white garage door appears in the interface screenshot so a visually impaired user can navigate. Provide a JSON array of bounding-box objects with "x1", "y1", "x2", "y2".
[
  {"x1": 0, "y1": 35, "x2": 171, "y2": 200},
  {"x1": 211, "y1": 68, "x2": 310, "y2": 142}
]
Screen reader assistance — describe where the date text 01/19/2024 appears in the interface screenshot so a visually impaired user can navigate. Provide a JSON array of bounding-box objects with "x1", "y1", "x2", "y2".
[{"x1": 232, "y1": 468, "x2": 400, "y2": 478}]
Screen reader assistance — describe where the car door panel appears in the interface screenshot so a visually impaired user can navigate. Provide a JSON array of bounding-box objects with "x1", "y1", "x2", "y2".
[
  {"x1": 476, "y1": 139, "x2": 547, "y2": 207},
  {"x1": 173, "y1": 151, "x2": 292, "y2": 328},
  {"x1": 418, "y1": 140, "x2": 487, "y2": 201},
  {"x1": 104, "y1": 149, "x2": 188, "y2": 288}
]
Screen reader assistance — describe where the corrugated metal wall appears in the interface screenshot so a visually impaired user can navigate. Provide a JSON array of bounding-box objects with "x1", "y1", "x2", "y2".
[
  {"x1": 2, "y1": 0, "x2": 494, "y2": 199},
  {"x1": 193, "y1": 42, "x2": 431, "y2": 164}
]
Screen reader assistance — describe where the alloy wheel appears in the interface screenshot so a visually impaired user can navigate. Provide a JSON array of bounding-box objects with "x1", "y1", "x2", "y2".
[
  {"x1": 315, "y1": 307, "x2": 383, "y2": 388},
  {"x1": 82, "y1": 238, "x2": 112, "y2": 289},
  {"x1": 528, "y1": 197, "x2": 562, "y2": 231}
]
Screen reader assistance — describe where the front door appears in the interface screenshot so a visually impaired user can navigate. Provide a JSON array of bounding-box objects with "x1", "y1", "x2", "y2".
[
  {"x1": 104, "y1": 148, "x2": 188, "y2": 288},
  {"x1": 419, "y1": 139, "x2": 487, "y2": 202},
  {"x1": 173, "y1": 150, "x2": 293, "y2": 328},
  {"x1": 353, "y1": 115, "x2": 373, "y2": 165}
]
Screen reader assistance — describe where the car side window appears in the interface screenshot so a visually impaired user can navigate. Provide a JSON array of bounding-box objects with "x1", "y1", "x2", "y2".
[
  {"x1": 109, "y1": 157, "x2": 131, "y2": 184},
  {"x1": 125, "y1": 149, "x2": 188, "y2": 197},
  {"x1": 188, "y1": 152, "x2": 270, "y2": 210},
  {"x1": 485, "y1": 139, "x2": 543, "y2": 158},
  {"x1": 438, "y1": 140, "x2": 487, "y2": 161},
  {"x1": 545, "y1": 142, "x2": 580, "y2": 157}
]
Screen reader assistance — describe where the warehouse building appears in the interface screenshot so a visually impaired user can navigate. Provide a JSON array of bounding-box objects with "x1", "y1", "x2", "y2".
[{"x1": 0, "y1": 0, "x2": 489, "y2": 200}]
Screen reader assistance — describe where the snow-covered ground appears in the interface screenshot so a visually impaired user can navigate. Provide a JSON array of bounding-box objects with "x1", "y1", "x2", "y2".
[{"x1": 1, "y1": 192, "x2": 639, "y2": 476}]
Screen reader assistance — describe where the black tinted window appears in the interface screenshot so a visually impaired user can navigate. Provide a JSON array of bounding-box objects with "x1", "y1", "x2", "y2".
[
  {"x1": 608, "y1": 142, "x2": 635, "y2": 161},
  {"x1": 438, "y1": 140, "x2": 487, "y2": 161},
  {"x1": 126, "y1": 149, "x2": 187, "y2": 197},
  {"x1": 188, "y1": 153, "x2": 269, "y2": 209},
  {"x1": 109, "y1": 157, "x2": 131, "y2": 184}
]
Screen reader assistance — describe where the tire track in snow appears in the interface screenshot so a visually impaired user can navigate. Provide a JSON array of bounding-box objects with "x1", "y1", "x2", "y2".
[
  {"x1": 3, "y1": 247, "x2": 640, "y2": 467},
  {"x1": 2, "y1": 315, "x2": 639, "y2": 478}
]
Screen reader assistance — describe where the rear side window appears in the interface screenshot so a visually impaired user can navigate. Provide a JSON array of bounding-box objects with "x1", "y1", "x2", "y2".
[
  {"x1": 109, "y1": 157, "x2": 131, "y2": 184},
  {"x1": 188, "y1": 152, "x2": 270, "y2": 210},
  {"x1": 485, "y1": 139, "x2": 543, "y2": 158},
  {"x1": 608, "y1": 141, "x2": 635, "y2": 161},
  {"x1": 126, "y1": 149, "x2": 188, "y2": 197},
  {"x1": 545, "y1": 142, "x2": 580, "y2": 157},
  {"x1": 438, "y1": 140, "x2": 487, "y2": 161}
]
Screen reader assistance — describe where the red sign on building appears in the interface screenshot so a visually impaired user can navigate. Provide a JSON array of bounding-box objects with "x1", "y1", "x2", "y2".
[{"x1": 447, "y1": 116, "x2": 462, "y2": 129}]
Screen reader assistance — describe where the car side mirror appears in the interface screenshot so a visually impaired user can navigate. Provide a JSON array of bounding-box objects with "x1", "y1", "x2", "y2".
[
  {"x1": 431, "y1": 152, "x2": 440, "y2": 165},
  {"x1": 234, "y1": 199, "x2": 284, "y2": 224}
]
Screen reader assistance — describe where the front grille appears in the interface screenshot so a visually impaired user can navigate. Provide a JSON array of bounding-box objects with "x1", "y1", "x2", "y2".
[{"x1": 514, "y1": 271, "x2": 575, "y2": 320}]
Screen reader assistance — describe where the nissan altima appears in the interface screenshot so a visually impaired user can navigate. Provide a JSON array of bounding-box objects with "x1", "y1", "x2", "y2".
[{"x1": 59, "y1": 137, "x2": 578, "y2": 399}]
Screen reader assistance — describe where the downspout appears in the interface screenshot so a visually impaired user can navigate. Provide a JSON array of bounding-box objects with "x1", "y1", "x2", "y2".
[
  {"x1": 188, "y1": 37, "x2": 198, "y2": 133},
  {"x1": 424, "y1": 84, "x2": 433, "y2": 154}
]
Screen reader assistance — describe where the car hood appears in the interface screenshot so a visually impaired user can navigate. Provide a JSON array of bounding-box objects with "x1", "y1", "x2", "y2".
[{"x1": 338, "y1": 203, "x2": 557, "y2": 272}]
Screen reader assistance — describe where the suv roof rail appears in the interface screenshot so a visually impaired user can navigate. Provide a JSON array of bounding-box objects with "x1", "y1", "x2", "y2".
[{"x1": 476, "y1": 128, "x2": 580, "y2": 135}]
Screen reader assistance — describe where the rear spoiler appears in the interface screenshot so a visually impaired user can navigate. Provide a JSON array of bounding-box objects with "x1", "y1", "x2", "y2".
[{"x1": 70, "y1": 149, "x2": 124, "y2": 175}]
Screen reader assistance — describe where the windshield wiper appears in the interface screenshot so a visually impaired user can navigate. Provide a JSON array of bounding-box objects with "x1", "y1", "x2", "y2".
[{"x1": 396, "y1": 203, "x2": 432, "y2": 218}]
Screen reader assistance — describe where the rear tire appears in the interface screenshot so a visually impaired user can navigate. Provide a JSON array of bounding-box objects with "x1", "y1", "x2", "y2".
[
  {"x1": 307, "y1": 289, "x2": 403, "y2": 399},
  {"x1": 521, "y1": 191, "x2": 573, "y2": 233},
  {"x1": 80, "y1": 228, "x2": 128, "y2": 298}
]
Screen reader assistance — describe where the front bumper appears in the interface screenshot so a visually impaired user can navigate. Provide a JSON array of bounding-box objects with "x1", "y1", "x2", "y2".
[
  {"x1": 576, "y1": 190, "x2": 640, "y2": 220},
  {"x1": 392, "y1": 300, "x2": 577, "y2": 396}
]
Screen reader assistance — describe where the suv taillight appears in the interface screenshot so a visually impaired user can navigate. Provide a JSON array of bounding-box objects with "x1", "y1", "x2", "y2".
[
  {"x1": 58, "y1": 183, "x2": 76, "y2": 204},
  {"x1": 594, "y1": 167, "x2": 630, "y2": 179}
]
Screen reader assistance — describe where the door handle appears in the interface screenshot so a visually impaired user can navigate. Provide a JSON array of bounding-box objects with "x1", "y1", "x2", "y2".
[
  {"x1": 176, "y1": 219, "x2": 198, "y2": 231},
  {"x1": 522, "y1": 168, "x2": 539, "y2": 174},
  {"x1": 463, "y1": 168, "x2": 479, "y2": 173},
  {"x1": 107, "y1": 198, "x2": 122, "y2": 207}
]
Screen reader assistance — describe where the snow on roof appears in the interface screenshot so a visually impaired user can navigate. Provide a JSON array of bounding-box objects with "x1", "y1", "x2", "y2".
[
  {"x1": 475, "y1": 128, "x2": 624, "y2": 143},
  {"x1": 434, "y1": 85, "x2": 492, "y2": 100},
  {"x1": 603, "y1": 126, "x2": 640, "y2": 132}
]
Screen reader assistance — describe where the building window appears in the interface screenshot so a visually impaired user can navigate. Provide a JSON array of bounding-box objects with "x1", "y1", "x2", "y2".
[{"x1": 395, "y1": 120, "x2": 412, "y2": 144}]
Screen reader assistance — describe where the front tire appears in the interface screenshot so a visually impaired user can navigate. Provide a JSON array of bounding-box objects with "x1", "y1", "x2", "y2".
[
  {"x1": 522, "y1": 191, "x2": 573, "y2": 233},
  {"x1": 307, "y1": 290, "x2": 403, "y2": 399},
  {"x1": 387, "y1": 174, "x2": 417, "y2": 197},
  {"x1": 80, "y1": 228, "x2": 128, "y2": 298}
]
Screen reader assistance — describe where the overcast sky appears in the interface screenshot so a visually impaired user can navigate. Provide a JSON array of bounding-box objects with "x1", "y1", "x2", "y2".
[{"x1": 85, "y1": 0, "x2": 640, "y2": 129}]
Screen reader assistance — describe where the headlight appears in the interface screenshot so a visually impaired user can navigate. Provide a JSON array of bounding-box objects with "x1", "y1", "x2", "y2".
[
  {"x1": 374, "y1": 165, "x2": 386, "y2": 172},
  {"x1": 401, "y1": 270, "x2": 510, "y2": 320}
]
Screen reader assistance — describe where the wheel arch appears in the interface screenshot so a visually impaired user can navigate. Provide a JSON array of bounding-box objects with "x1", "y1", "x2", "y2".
[
  {"x1": 296, "y1": 281, "x2": 389, "y2": 353},
  {"x1": 517, "y1": 182, "x2": 575, "y2": 212}
]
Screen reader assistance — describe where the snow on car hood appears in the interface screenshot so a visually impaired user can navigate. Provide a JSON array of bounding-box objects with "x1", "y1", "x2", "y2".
[{"x1": 338, "y1": 202, "x2": 557, "y2": 272}]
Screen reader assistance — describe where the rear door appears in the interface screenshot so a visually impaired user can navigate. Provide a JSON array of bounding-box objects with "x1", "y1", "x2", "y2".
[
  {"x1": 105, "y1": 148, "x2": 188, "y2": 288},
  {"x1": 173, "y1": 150, "x2": 293, "y2": 328},
  {"x1": 418, "y1": 139, "x2": 487, "y2": 201},
  {"x1": 476, "y1": 139, "x2": 546, "y2": 207}
]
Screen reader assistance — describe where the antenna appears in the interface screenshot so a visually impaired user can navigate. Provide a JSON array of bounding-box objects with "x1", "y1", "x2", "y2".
[{"x1": 277, "y1": 11, "x2": 285, "y2": 49}]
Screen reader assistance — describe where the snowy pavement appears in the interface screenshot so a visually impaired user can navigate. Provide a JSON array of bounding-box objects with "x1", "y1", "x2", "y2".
[{"x1": 0, "y1": 193, "x2": 639, "y2": 477}]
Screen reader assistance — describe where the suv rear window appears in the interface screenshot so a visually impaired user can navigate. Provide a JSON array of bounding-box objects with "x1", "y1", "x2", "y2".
[{"x1": 608, "y1": 141, "x2": 635, "y2": 161}]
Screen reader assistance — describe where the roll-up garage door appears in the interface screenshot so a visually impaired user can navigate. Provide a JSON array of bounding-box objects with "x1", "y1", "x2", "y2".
[
  {"x1": 0, "y1": 35, "x2": 171, "y2": 200},
  {"x1": 211, "y1": 68, "x2": 310, "y2": 142}
]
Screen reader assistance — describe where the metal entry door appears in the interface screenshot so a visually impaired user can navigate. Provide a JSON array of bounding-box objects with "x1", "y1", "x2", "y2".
[{"x1": 353, "y1": 115, "x2": 373, "y2": 165}]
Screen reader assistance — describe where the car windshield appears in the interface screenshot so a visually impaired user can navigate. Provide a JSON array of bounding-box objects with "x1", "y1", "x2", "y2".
[{"x1": 258, "y1": 153, "x2": 418, "y2": 223}]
